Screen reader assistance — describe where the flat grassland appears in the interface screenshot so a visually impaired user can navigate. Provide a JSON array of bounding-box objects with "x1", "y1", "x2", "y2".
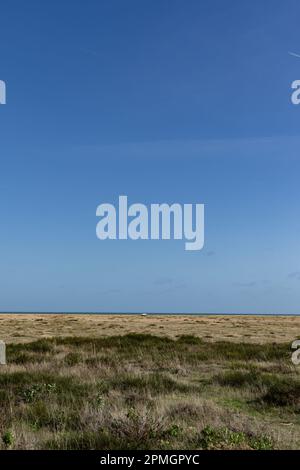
[
  {"x1": 0, "y1": 314, "x2": 299, "y2": 450},
  {"x1": 0, "y1": 313, "x2": 300, "y2": 344}
]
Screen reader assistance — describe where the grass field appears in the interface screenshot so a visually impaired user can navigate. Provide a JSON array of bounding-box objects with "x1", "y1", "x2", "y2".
[
  {"x1": 0, "y1": 321, "x2": 299, "y2": 450},
  {"x1": 0, "y1": 313, "x2": 300, "y2": 344}
]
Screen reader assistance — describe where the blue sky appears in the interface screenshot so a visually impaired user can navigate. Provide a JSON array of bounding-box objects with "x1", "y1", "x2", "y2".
[{"x1": 0, "y1": 0, "x2": 300, "y2": 313}]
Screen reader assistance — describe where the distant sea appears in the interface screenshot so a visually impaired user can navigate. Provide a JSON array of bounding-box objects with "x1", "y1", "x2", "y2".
[{"x1": 0, "y1": 312, "x2": 299, "y2": 316}]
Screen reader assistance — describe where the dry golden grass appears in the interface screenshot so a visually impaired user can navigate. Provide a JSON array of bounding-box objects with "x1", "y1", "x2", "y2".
[{"x1": 0, "y1": 313, "x2": 299, "y2": 344}]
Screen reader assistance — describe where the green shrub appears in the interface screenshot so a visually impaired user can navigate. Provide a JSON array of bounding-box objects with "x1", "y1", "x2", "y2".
[
  {"x1": 199, "y1": 425, "x2": 273, "y2": 450},
  {"x1": 215, "y1": 370, "x2": 265, "y2": 389},
  {"x1": 2, "y1": 431, "x2": 14, "y2": 448},
  {"x1": 250, "y1": 435, "x2": 273, "y2": 450},
  {"x1": 20, "y1": 383, "x2": 57, "y2": 403},
  {"x1": 260, "y1": 379, "x2": 300, "y2": 407}
]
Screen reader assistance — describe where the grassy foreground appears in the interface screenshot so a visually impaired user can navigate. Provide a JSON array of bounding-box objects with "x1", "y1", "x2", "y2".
[{"x1": 0, "y1": 334, "x2": 299, "y2": 450}]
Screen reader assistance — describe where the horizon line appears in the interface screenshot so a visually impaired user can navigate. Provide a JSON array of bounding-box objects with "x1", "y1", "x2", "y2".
[{"x1": 0, "y1": 311, "x2": 298, "y2": 316}]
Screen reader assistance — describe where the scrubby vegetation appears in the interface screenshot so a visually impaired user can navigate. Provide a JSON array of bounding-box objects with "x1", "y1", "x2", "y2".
[{"x1": 0, "y1": 334, "x2": 299, "y2": 449}]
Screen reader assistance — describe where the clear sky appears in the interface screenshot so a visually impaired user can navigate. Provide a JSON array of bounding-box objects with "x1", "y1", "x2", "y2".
[{"x1": 0, "y1": 0, "x2": 300, "y2": 313}]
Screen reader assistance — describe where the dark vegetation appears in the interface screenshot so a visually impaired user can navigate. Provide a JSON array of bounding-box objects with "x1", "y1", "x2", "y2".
[{"x1": 0, "y1": 334, "x2": 298, "y2": 449}]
